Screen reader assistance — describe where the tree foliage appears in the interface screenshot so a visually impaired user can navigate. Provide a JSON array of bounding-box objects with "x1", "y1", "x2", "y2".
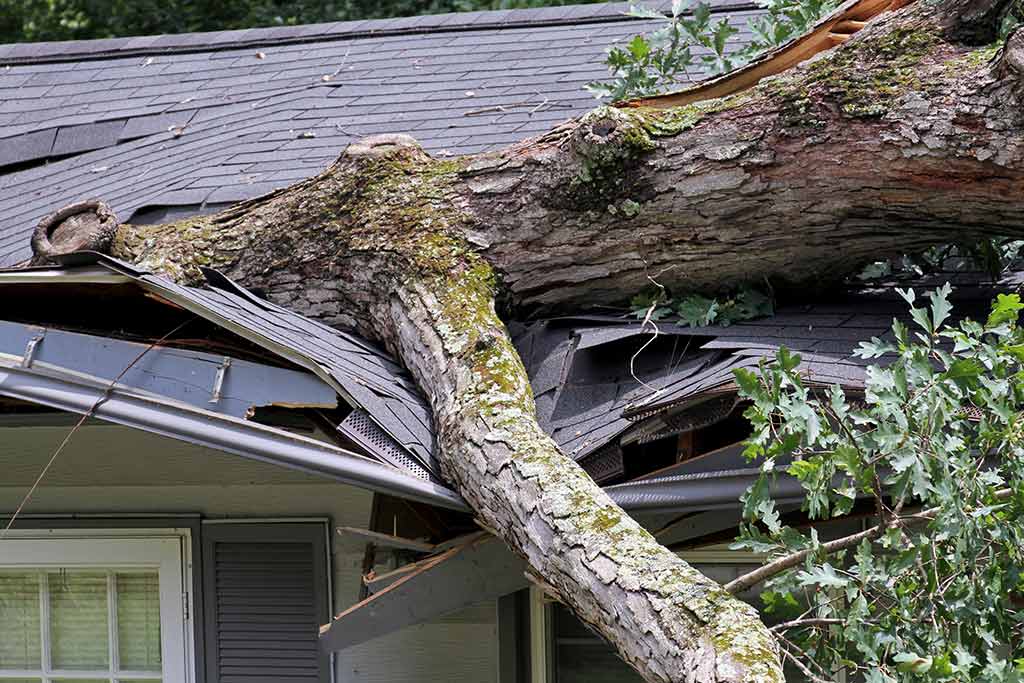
[
  {"x1": 733, "y1": 286, "x2": 1024, "y2": 682},
  {"x1": 0, "y1": 0, "x2": 601, "y2": 43},
  {"x1": 585, "y1": 0, "x2": 743, "y2": 100},
  {"x1": 629, "y1": 285, "x2": 775, "y2": 326},
  {"x1": 588, "y1": 0, "x2": 1022, "y2": 100},
  {"x1": 587, "y1": 0, "x2": 838, "y2": 99}
]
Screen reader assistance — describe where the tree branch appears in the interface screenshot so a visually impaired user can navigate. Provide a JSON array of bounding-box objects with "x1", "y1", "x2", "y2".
[
  {"x1": 725, "y1": 488, "x2": 1013, "y2": 595},
  {"x1": 771, "y1": 617, "x2": 853, "y2": 631},
  {"x1": 725, "y1": 525, "x2": 884, "y2": 595},
  {"x1": 78, "y1": 0, "x2": 1024, "y2": 678}
]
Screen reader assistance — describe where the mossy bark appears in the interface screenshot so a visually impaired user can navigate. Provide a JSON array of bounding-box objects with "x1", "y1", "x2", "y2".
[{"x1": 105, "y1": 2, "x2": 1024, "y2": 681}]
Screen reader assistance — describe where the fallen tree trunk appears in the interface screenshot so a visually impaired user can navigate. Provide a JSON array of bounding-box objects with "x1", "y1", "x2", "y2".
[{"x1": 96, "y1": 1, "x2": 1024, "y2": 680}]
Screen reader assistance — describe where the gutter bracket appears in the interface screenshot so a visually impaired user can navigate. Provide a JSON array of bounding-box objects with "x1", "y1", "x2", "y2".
[
  {"x1": 20, "y1": 332, "x2": 45, "y2": 369},
  {"x1": 209, "y1": 356, "x2": 231, "y2": 404}
]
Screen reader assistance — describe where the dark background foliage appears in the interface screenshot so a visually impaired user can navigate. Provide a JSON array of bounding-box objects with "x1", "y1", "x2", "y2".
[{"x1": 0, "y1": 0, "x2": 597, "y2": 43}]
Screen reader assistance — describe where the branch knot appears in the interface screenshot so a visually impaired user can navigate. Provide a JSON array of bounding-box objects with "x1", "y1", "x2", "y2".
[
  {"x1": 342, "y1": 133, "x2": 427, "y2": 161},
  {"x1": 30, "y1": 199, "x2": 118, "y2": 265}
]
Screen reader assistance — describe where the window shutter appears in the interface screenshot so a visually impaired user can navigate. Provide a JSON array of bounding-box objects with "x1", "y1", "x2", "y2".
[{"x1": 202, "y1": 523, "x2": 330, "y2": 683}]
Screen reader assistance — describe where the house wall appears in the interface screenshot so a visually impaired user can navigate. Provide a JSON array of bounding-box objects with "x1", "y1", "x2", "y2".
[{"x1": 0, "y1": 421, "x2": 498, "y2": 683}]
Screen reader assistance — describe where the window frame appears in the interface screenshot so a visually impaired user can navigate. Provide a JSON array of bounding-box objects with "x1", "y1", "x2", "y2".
[{"x1": 0, "y1": 528, "x2": 195, "y2": 683}]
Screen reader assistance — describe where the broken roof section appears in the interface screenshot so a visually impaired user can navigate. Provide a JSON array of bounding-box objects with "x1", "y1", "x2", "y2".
[
  {"x1": 0, "y1": 252, "x2": 1009, "y2": 515},
  {"x1": 510, "y1": 309, "x2": 881, "y2": 483},
  {"x1": 512, "y1": 283, "x2": 1009, "y2": 485},
  {"x1": 4, "y1": 254, "x2": 982, "y2": 486},
  {"x1": 0, "y1": 0, "x2": 764, "y2": 267},
  {"x1": 18, "y1": 253, "x2": 439, "y2": 475}
]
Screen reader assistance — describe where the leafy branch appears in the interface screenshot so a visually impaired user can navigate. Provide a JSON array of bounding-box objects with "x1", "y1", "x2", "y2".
[
  {"x1": 629, "y1": 286, "x2": 774, "y2": 327},
  {"x1": 731, "y1": 285, "x2": 1024, "y2": 681},
  {"x1": 587, "y1": 0, "x2": 839, "y2": 100}
]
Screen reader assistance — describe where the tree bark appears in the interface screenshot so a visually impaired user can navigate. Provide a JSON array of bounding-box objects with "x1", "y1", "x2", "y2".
[{"x1": 99, "y1": 0, "x2": 1024, "y2": 680}]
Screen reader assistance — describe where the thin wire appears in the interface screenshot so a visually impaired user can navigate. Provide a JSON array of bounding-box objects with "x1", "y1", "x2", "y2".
[
  {"x1": 628, "y1": 267, "x2": 677, "y2": 406},
  {"x1": 2, "y1": 318, "x2": 194, "y2": 537}
]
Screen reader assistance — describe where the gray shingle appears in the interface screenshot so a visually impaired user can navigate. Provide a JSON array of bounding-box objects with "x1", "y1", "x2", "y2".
[
  {"x1": 51, "y1": 119, "x2": 127, "y2": 156},
  {"x1": 0, "y1": 128, "x2": 56, "y2": 167},
  {"x1": 120, "y1": 110, "x2": 197, "y2": 139}
]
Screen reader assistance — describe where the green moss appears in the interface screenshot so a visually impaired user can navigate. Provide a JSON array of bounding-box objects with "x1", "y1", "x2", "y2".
[
  {"x1": 113, "y1": 214, "x2": 221, "y2": 285},
  {"x1": 792, "y1": 26, "x2": 940, "y2": 119},
  {"x1": 338, "y1": 153, "x2": 468, "y2": 260},
  {"x1": 709, "y1": 598, "x2": 785, "y2": 678},
  {"x1": 630, "y1": 92, "x2": 758, "y2": 137},
  {"x1": 559, "y1": 108, "x2": 659, "y2": 210},
  {"x1": 944, "y1": 42, "x2": 1001, "y2": 72}
]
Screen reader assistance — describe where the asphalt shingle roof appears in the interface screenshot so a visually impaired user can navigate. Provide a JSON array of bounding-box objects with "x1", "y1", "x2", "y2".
[
  {"x1": 512, "y1": 287, "x2": 1003, "y2": 481},
  {"x1": 0, "y1": 0, "x2": 761, "y2": 268}
]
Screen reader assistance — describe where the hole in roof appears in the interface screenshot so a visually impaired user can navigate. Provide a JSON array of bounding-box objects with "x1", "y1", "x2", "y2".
[
  {"x1": 128, "y1": 202, "x2": 232, "y2": 226},
  {"x1": 0, "y1": 151, "x2": 79, "y2": 175},
  {"x1": 0, "y1": 281, "x2": 287, "y2": 367}
]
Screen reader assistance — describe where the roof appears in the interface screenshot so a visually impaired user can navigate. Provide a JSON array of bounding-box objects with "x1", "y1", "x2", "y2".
[
  {"x1": 9, "y1": 252, "x2": 441, "y2": 480},
  {"x1": 0, "y1": 253, "x2": 830, "y2": 513},
  {"x1": 514, "y1": 308, "x2": 884, "y2": 480},
  {"x1": 2, "y1": 3, "x2": 1015, "y2": 515},
  {"x1": 0, "y1": 0, "x2": 763, "y2": 268},
  {"x1": 3, "y1": 252, "x2": 1008, "y2": 483}
]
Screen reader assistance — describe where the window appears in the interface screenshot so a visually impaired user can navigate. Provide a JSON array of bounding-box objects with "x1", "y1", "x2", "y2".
[{"x1": 0, "y1": 536, "x2": 190, "y2": 683}]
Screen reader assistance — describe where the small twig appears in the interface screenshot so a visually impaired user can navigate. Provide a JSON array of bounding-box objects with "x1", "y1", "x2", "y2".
[
  {"x1": 320, "y1": 46, "x2": 351, "y2": 82},
  {"x1": 777, "y1": 637, "x2": 834, "y2": 683},
  {"x1": 628, "y1": 267, "x2": 677, "y2": 400},
  {"x1": 464, "y1": 91, "x2": 571, "y2": 117},
  {"x1": 771, "y1": 617, "x2": 848, "y2": 632}
]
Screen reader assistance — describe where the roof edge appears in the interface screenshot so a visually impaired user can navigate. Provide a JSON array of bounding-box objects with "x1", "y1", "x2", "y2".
[{"x1": 0, "y1": 0, "x2": 757, "y2": 65}]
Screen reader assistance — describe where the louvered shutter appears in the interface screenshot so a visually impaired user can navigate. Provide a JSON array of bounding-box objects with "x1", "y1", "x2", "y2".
[{"x1": 202, "y1": 523, "x2": 330, "y2": 683}]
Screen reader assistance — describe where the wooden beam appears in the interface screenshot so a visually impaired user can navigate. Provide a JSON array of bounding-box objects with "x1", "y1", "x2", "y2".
[
  {"x1": 336, "y1": 525, "x2": 436, "y2": 553},
  {"x1": 832, "y1": 19, "x2": 868, "y2": 32},
  {"x1": 320, "y1": 533, "x2": 529, "y2": 652}
]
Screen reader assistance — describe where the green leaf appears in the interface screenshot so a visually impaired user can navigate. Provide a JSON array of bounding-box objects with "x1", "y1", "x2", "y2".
[
  {"x1": 909, "y1": 304, "x2": 933, "y2": 334},
  {"x1": 670, "y1": 0, "x2": 691, "y2": 17},
  {"x1": 777, "y1": 346, "x2": 802, "y2": 373},
  {"x1": 627, "y1": 4, "x2": 668, "y2": 20},
  {"x1": 928, "y1": 282, "x2": 953, "y2": 330},
  {"x1": 796, "y1": 563, "x2": 849, "y2": 588},
  {"x1": 732, "y1": 287, "x2": 774, "y2": 320},
  {"x1": 945, "y1": 357, "x2": 984, "y2": 384},
  {"x1": 675, "y1": 294, "x2": 719, "y2": 327},
  {"x1": 988, "y1": 293, "x2": 1024, "y2": 328},
  {"x1": 787, "y1": 458, "x2": 821, "y2": 481},
  {"x1": 733, "y1": 367, "x2": 761, "y2": 399},
  {"x1": 893, "y1": 652, "x2": 933, "y2": 674},
  {"x1": 627, "y1": 34, "x2": 651, "y2": 59},
  {"x1": 630, "y1": 290, "x2": 668, "y2": 319},
  {"x1": 711, "y1": 18, "x2": 737, "y2": 54},
  {"x1": 854, "y1": 335, "x2": 897, "y2": 359}
]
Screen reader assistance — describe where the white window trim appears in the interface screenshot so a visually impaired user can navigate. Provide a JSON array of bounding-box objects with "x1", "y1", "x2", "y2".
[{"x1": 0, "y1": 529, "x2": 195, "y2": 683}]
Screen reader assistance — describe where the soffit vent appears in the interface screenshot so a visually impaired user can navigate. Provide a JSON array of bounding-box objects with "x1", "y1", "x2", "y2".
[{"x1": 338, "y1": 409, "x2": 436, "y2": 482}]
